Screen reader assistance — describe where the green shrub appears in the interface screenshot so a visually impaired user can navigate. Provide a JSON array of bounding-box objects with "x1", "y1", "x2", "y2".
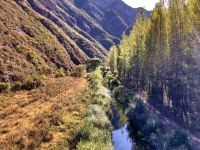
[
  {"x1": 65, "y1": 70, "x2": 71, "y2": 76},
  {"x1": 88, "y1": 69, "x2": 103, "y2": 82},
  {"x1": 74, "y1": 69, "x2": 113, "y2": 150},
  {"x1": 77, "y1": 140, "x2": 113, "y2": 150},
  {"x1": 55, "y1": 68, "x2": 65, "y2": 77},
  {"x1": 38, "y1": 65, "x2": 53, "y2": 75},
  {"x1": 87, "y1": 69, "x2": 103, "y2": 90},
  {"x1": 103, "y1": 71, "x2": 117, "y2": 88},
  {"x1": 11, "y1": 75, "x2": 44, "y2": 92},
  {"x1": 15, "y1": 45, "x2": 21, "y2": 52},
  {"x1": 75, "y1": 123, "x2": 112, "y2": 150},
  {"x1": 93, "y1": 86, "x2": 111, "y2": 112},
  {"x1": 88, "y1": 127, "x2": 111, "y2": 142},
  {"x1": 75, "y1": 123, "x2": 93, "y2": 141},
  {"x1": 85, "y1": 105, "x2": 112, "y2": 129},
  {"x1": 77, "y1": 140, "x2": 112, "y2": 150},
  {"x1": 21, "y1": 75, "x2": 43, "y2": 90},
  {"x1": 0, "y1": 83, "x2": 9, "y2": 93},
  {"x1": 74, "y1": 65, "x2": 86, "y2": 77},
  {"x1": 26, "y1": 51, "x2": 39, "y2": 65},
  {"x1": 113, "y1": 86, "x2": 133, "y2": 108},
  {"x1": 86, "y1": 58, "x2": 102, "y2": 72},
  {"x1": 15, "y1": 45, "x2": 26, "y2": 54},
  {"x1": 101, "y1": 66, "x2": 110, "y2": 78},
  {"x1": 51, "y1": 139, "x2": 69, "y2": 150},
  {"x1": 11, "y1": 82, "x2": 23, "y2": 91},
  {"x1": 21, "y1": 80, "x2": 36, "y2": 91}
]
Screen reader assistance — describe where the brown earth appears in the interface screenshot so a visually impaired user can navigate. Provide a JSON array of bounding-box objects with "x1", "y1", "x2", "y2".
[{"x1": 0, "y1": 76, "x2": 88, "y2": 150}]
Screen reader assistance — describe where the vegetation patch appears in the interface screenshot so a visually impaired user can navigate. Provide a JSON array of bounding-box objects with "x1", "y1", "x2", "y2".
[
  {"x1": 0, "y1": 83, "x2": 9, "y2": 93},
  {"x1": 113, "y1": 86, "x2": 135, "y2": 109},
  {"x1": 38, "y1": 65, "x2": 53, "y2": 76},
  {"x1": 127, "y1": 101, "x2": 192, "y2": 150},
  {"x1": 86, "y1": 58, "x2": 102, "y2": 72},
  {"x1": 74, "y1": 65, "x2": 87, "y2": 77},
  {"x1": 22, "y1": 75, "x2": 44, "y2": 91},
  {"x1": 73, "y1": 68, "x2": 113, "y2": 150},
  {"x1": 0, "y1": 77, "x2": 87, "y2": 150},
  {"x1": 26, "y1": 51, "x2": 39, "y2": 66},
  {"x1": 55, "y1": 68, "x2": 66, "y2": 78},
  {"x1": 10, "y1": 75, "x2": 44, "y2": 92},
  {"x1": 11, "y1": 82, "x2": 23, "y2": 92}
]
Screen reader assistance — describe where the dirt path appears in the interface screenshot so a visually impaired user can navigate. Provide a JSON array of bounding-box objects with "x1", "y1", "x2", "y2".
[
  {"x1": 135, "y1": 94, "x2": 200, "y2": 150},
  {"x1": 0, "y1": 77, "x2": 87, "y2": 150}
]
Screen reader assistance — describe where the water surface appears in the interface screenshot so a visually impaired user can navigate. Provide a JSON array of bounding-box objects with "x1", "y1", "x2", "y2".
[
  {"x1": 112, "y1": 124, "x2": 134, "y2": 150},
  {"x1": 111, "y1": 103, "x2": 134, "y2": 150}
]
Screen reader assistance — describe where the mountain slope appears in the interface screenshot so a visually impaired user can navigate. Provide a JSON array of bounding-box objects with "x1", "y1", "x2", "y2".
[
  {"x1": 0, "y1": 0, "x2": 77, "y2": 82},
  {"x1": 0, "y1": 0, "x2": 148, "y2": 82},
  {"x1": 74, "y1": 0, "x2": 150, "y2": 38}
]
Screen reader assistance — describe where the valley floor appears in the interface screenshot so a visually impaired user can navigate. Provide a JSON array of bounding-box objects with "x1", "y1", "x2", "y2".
[{"x1": 0, "y1": 77, "x2": 87, "y2": 150}]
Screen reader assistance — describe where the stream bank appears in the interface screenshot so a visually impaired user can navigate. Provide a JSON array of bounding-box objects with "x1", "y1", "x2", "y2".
[{"x1": 109, "y1": 83, "x2": 193, "y2": 150}]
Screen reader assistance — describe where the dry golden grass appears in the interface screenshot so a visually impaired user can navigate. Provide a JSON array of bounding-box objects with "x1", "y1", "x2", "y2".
[
  {"x1": 0, "y1": 77, "x2": 88, "y2": 150},
  {"x1": 0, "y1": 0, "x2": 76, "y2": 82}
]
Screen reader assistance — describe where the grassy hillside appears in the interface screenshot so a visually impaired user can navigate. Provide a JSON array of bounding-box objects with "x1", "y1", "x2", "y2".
[
  {"x1": 0, "y1": 0, "x2": 103, "y2": 82},
  {"x1": 0, "y1": 0, "x2": 145, "y2": 83},
  {"x1": 0, "y1": 0, "x2": 77, "y2": 82}
]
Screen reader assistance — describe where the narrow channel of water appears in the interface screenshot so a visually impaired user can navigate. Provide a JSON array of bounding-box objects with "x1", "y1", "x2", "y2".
[
  {"x1": 111, "y1": 103, "x2": 134, "y2": 150},
  {"x1": 112, "y1": 124, "x2": 134, "y2": 150}
]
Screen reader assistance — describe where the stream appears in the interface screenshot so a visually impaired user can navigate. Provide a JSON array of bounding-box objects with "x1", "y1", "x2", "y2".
[
  {"x1": 111, "y1": 103, "x2": 134, "y2": 150},
  {"x1": 112, "y1": 124, "x2": 133, "y2": 150}
]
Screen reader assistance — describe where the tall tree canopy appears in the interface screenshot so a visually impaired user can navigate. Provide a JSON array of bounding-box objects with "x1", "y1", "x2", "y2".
[{"x1": 107, "y1": 0, "x2": 200, "y2": 129}]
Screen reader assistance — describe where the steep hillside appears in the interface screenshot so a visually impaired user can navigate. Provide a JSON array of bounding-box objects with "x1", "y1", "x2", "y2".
[
  {"x1": 0, "y1": 0, "x2": 77, "y2": 82},
  {"x1": 25, "y1": 0, "x2": 117, "y2": 49},
  {"x1": 0, "y1": 0, "x2": 146, "y2": 82},
  {"x1": 0, "y1": 0, "x2": 105, "y2": 82},
  {"x1": 74, "y1": 0, "x2": 150, "y2": 38}
]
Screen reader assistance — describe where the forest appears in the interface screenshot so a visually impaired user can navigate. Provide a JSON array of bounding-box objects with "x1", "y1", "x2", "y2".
[{"x1": 107, "y1": 0, "x2": 200, "y2": 130}]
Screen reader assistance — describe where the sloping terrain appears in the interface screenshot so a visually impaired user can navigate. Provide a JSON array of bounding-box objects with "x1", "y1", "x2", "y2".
[
  {"x1": 0, "y1": 76, "x2": 87, "y2": 149},
  {"x1": 0, "y1": 0, "x2": 107, "y2": 82},
  {"x1": 1, "y1": 1, "x2": 70, "y2": 78},
  {"x1": 0, "y1": 0, "x2": 84, "y2": 82},
  {"x1": 74, "y1": 0, "x2": 150, "y2": 38},
  {"x1": 143, "y1": 101, "x2": 200, "y2": 149},
  {"x1": 0, "y1": 0, "x2": 145, "y2": 83},
  {"x1": 135, "y1": 94, "x2": 200, "y2": 149}
]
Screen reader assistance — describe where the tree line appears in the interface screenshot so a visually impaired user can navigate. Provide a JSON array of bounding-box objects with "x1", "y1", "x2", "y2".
[{"x1": 107, "y1": 0, "x2": 200, "y2": 129}]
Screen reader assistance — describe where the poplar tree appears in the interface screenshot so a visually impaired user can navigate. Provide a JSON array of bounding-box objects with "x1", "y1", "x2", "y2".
[
  {"x1": 146, "y1": 2, "x2": 169, "y2": 107},
  {"x1": 106, "y1": 0, "x2": 200, "y2": 129}
]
